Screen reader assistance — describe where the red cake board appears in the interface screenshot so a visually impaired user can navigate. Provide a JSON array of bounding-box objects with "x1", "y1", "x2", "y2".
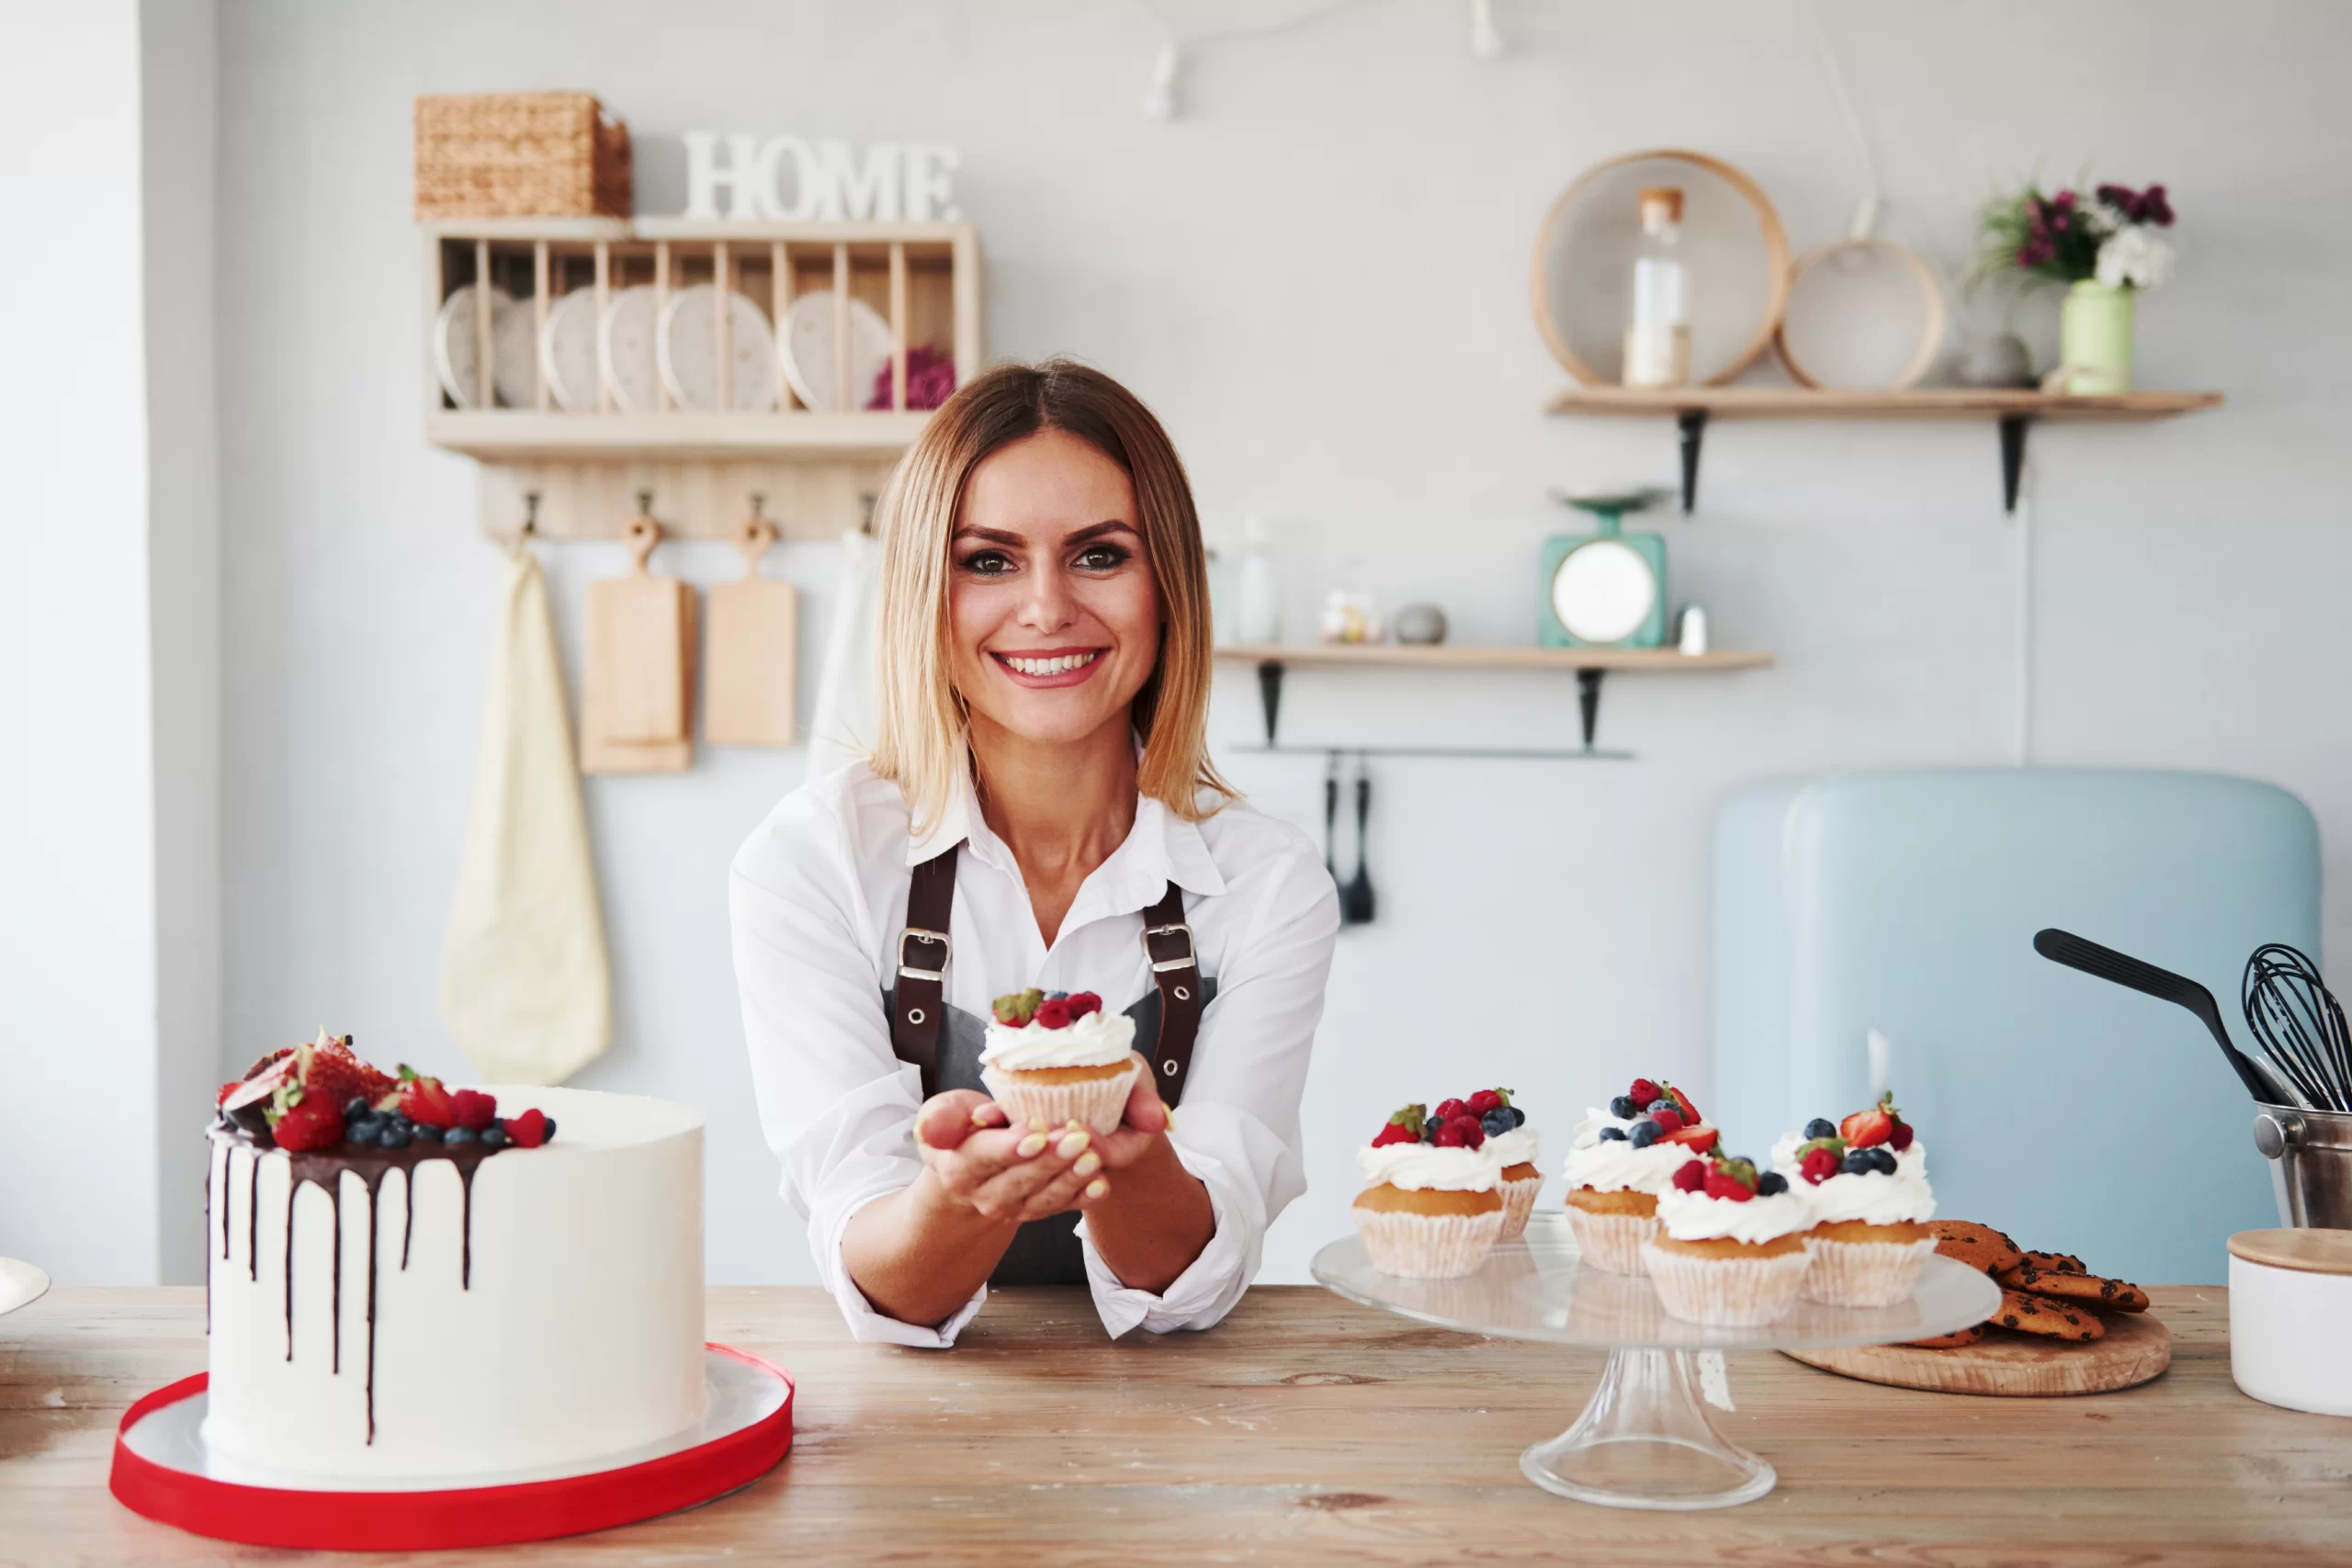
[{"x1": 110, "y1": 1342, "x2": 793, "y2": 1551}]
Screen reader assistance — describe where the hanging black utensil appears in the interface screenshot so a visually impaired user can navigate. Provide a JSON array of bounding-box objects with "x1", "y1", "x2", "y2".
[
  {"x1": 1322, "y1": 752, "x2": 1340, "y2": 883},
  {"x1": 1341, "y1": 757, "x2": 1375, "y2": 925},
  {"x1": 2032, "y1": 928, "x2": 2278, "y2": 1103},
  {"x1": 2243, "y1": 944, "x2": 2352, "y2": 1111}
]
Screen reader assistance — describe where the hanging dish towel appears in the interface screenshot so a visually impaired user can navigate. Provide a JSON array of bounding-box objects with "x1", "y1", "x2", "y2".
[
  {"x1": 441, "y1": 545, "x2": 613, "y2": 1084},
  {"x1": 806, "y1": 527, "x2": 882, "y2": 782}
]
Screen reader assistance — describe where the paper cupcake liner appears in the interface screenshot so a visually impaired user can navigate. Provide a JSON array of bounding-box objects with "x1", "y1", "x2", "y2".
[
  {"x1": 1802, "y1": 1235, "x2": 1939, "y2": 1307},
  {"x1": 1566, "y1": 1206, "x2": 1657, "y2": 1275},
  {"x1": 1498, "y1": 1172, "x2": 1544, "y2": 1241},
  {"x1": 981, "y1": 1060, "x2": 1140, "y2": 1138},
  {"x1": 1641, "y1": 1240, "x2": 1815, "y2": 1326},
  {"x1": 1354, "y1": 1204, "x2": 1505, "y2": 1280}
]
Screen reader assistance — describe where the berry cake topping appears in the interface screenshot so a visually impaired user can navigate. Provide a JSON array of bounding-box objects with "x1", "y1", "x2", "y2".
[
  {"x1": 1672, "y1": 1153, "x2": 1790, "y2": 1202},
  {"x1": 1606, "y1": 1075, "x2": 1716, "y2": 1155},
  {"x1": 1790, "y1": 1093, "x2": 1915, "y2": 1182},
  {"x1": 215, "y1": 1032, "x2": 556, "y2": 1154},
  {"x1": 1367, "y1": 1100, "x2": 1489, "y2": 1150},
  {"x1": 990, "y1": 988, "x2": 1105, "y2": 1028}
]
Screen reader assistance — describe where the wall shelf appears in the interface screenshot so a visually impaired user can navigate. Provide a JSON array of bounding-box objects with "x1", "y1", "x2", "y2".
[
  {"x1": 1544, "y1": 386, "x2": 2224, "y2": 514},
  {"x1": 423, "y1": 219, "x2": 981, "y2": 539},
  {"x1": 1215, "y1": 644, "x2": 1773, "y2": 755}
]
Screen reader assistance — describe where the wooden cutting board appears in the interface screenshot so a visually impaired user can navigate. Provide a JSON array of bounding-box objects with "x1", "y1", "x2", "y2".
[
  {"x1": 1783, "y1": 1310, "x2": 2172, "y2": 1396},
  {"x1": 704, "y1": 516, "x2": 797, "y2": 747},
  {"x1": 582, "y1": 513, "x2": 693, "y2": 773}
]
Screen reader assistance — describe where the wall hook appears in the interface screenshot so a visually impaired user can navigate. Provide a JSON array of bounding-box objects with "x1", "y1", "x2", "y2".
[
  {"x1": 521, "y1": 491, "x2": 540, "y2": 536},
  {"x1": 748, "y1": 491, "x2": 766, "y2": 519},
  {"x1": 635, "y1": 489, "x2": 655, "y2": 518}
]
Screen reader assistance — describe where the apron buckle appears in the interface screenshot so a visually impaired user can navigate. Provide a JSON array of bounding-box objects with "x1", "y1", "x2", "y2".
[{"x1": 898, "y1": 926, "x2": 950, "y2": 980}]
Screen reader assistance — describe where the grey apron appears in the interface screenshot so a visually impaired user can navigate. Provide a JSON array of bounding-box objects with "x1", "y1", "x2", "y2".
[{"x1": 887, "y1": 842, "x2": 1208, "y2": 1286}]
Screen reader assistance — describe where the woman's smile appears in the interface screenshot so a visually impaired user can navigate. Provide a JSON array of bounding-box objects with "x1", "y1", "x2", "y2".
[{"x1": 991, "y1": 647, "x2": 1106, "y2": 685}]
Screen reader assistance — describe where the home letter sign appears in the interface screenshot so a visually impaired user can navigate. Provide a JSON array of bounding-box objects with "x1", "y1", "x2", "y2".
[{"x1": 683, "y1": 132, "x2": 962, "y2": 222}]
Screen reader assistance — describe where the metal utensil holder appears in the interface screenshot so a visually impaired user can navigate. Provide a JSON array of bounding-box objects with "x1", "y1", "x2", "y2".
[{"x1": 2253, "y1": 1104, "x2": 2352, "y2": 1229}]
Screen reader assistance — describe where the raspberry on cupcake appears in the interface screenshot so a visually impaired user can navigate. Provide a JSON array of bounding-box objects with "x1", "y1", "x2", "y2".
[
  {"x1": 1353, "y1": 1102, "x2": 1508, "y2": 1279},
  {"x1": 1558, "y1": 1076, "x2": 1719, "y2": 1273},
  {"x1": 1770, "y1": 1093, "x2": 1936, "y2": 1307},
  {"x1": 977, "y1": 988, "x2": 1138, "y2": 1136},
  {"x1": 1640, "y1": 1152, "x2": 1815, "y2": 1326}
]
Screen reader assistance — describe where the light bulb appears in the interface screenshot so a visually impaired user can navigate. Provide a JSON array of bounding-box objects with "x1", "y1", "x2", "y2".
[
  {"x1": 1143, "y1": 42, "x2": 1180, "y2": 120},
  {"x1": 1469, "y1": 0, "x2": 1504, "y2": 60}
]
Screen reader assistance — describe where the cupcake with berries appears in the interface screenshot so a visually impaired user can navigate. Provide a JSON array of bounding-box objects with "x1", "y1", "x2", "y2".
[
  {"x1": 1558, "y1": 1076, "x2": 1719, "y2": 1273},
  {"x1": 978, "y1": 988, "x2": 1138, "y2": 1136},
  {"x1": 1641, "y1": 1153, "x2": 1815, "y2": 1326},
  {"x1": 1771, "y1": 1093, "x2": 1936, "y2": 1307},
  {"x1": 1443, "y1": 1089, "x2": 1541, "y2": 1238},
  {"x1": 1353, "y1": 1102, "x2": 1509, "y2": 1279}
]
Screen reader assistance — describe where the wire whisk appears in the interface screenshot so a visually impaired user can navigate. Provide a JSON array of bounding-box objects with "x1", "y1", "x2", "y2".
[{"x1": 2242, "y1": 944, "x2": 2352, "y2": 1112}]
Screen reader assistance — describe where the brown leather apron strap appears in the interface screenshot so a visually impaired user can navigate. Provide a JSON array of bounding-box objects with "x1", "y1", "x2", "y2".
[
  {"x1": 1142, "y1": 884, "x2": 1203, "y2": 1106},
  {"x1": 890, "y1": 843, "x2": 958, "y2": 1098}
]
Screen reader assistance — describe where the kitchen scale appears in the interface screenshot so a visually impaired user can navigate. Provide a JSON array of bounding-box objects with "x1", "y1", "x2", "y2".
[
  {"x1": 1540, "y1": 487, "x2": 1672, "y2": 649},
  {"x1": 1313, "y1": 1213, "x2": 1998, "y2": 1510}
]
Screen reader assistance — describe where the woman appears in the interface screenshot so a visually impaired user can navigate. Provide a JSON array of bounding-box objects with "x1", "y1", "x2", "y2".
[{"x1": 732, "y1": 360, "x2": 1339, "y2": 1345}]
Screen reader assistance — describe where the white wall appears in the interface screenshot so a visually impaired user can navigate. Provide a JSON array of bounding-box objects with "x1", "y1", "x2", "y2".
[
  {"x1": 210, "y1": 0, "x2": 2352, "y2": 1288},
  {"x1": 0, "y1": 0, "x2": 164, "y2": 1283}
]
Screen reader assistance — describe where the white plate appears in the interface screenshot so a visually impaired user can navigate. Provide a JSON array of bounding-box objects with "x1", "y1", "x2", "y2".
[
  {"x1": 433, "y1": 285, "x2": 533, "y2": 409},
  {"x1": 597, "y1": 285, "x2": 663, "y2": 412},
  {"x1": 0, "y1": 1257, "x2": 51, "y2": 1317},
  {"x1": 538, "y1": 288, "x2": 603, "y2": 412},
  {"x1": 658, "y1": 286, "x2": 778, "y2": 412},
  {"x1": 781, "y1": 290, "x2": 893, "y2": 413}
]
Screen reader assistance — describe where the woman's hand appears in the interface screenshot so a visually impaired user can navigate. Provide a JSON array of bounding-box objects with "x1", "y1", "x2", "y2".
[
  {"x1": 1091, "y1": 1053, "x2": 1174, "y2": 1169},
  {"x1": 911, "y1": 1089, "x2": 1111, "y2": 1224}
]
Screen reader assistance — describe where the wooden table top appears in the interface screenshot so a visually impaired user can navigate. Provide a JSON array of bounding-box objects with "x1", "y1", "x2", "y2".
[{"x1": 5, "y1": 1283, "x2": 2347, "y2": 1564}]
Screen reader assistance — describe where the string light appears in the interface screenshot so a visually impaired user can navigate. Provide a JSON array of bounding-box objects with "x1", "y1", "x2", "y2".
[
  {"x1": 1469, "y1": 0, "x2": 1505, "y2": 61},
  {"x1": 1142, "y1": 41, "x2": 1181, "y2": 120}
]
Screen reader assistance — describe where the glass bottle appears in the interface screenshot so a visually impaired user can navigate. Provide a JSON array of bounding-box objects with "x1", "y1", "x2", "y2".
[{"x1": 1623, "y1": 186, "x2": 1690, "y2": 389}]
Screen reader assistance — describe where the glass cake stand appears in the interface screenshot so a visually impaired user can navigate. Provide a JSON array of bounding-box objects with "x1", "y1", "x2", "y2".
[{"x1": 1311, "y1": 1212, "x2": 1999, "y2": 1510}]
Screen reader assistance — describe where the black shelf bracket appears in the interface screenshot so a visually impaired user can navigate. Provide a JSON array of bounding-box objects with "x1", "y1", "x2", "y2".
[
  {"x1": 1676, "y1": 408, "x2": 1708, "y2": 513},
  {"x1": 1247, "y1": 658, "x2": 1623, "y2": 757},
  {"x1": 1998, "y1": 413, "x2": 2033, "y2": 514}
]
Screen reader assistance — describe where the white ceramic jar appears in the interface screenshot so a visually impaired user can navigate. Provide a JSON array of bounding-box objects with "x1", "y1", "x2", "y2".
[{"x1": 2228, "y1": 1228, "x2": 2352, "y2": 1417}]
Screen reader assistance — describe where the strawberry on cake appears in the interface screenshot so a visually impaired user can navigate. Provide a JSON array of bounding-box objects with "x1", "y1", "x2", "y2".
[
  {"x1": 1353, "y1": 1102, "x2": 1508, "y2": 1279},
  {"x1": 205, "y1": 1032, "x2": 705, "y2": 1482},
  {"x1": 1558, "y1": 1076, "x2": 1719, "y2": 1274},
  {"x1": 1771, "y1": 1093, "x2": 1937, "y2": 1307},
  {"x1": 1641, "y1": 1152, "x2": 1814, "y2": 1326}
]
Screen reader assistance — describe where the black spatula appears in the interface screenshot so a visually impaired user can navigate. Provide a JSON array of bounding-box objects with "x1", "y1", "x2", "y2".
[{"x1": 2032, "y1": 928, "x2": 2277, "y2": 1102}]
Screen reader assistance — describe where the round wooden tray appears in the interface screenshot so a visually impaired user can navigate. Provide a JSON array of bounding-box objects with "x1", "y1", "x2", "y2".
[
  {"x1": 1782, "y1": 1311, "x2": 2171, "y2": 1397},
  {"x1": 1529, "y1": 148, "x2": 1790, "y2": 389},
  {"x1": 1772, "y1": 237, "x2": 1946, "y2": 392}
]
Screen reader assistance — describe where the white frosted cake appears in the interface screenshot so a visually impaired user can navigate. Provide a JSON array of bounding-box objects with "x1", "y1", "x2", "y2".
[{"x1": 204, "y1": 1037, "x2": 705, "y2": 1481}]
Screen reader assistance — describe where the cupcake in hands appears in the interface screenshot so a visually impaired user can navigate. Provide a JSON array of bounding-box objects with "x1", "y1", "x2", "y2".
[
  {"x1": 1450, "y1": 1089, "x2": 1541, "y2": 1238},
  {"x1": 1559, "y1": 1076, "x2": 1718, "y2": 1274},
  {"x1": 1773, "y1": 1093, "x2": 1937, "y2": 1307},
  {"x1": 1353, "y1": 1103, "x2": 1508, "y2": 1279},
  {"x1": 978, "y1": 988, "x2": 1140, "y2": 1137},
  {"x1": 1642, "y1": 1153, "x2": 1814, "y2": 1326}
]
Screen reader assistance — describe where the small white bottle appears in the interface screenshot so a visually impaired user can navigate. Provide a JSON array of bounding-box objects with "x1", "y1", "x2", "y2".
[
  {"x1": 1234, "y1": 516, "x2": 1283, "y2": 646},
  {"x1": 1623, "y1": 186, "x2": 1690, "y2": 389}
]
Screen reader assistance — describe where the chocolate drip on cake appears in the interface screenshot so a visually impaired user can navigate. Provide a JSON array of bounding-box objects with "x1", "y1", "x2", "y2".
[
  {"x1": 246, "y1": 1148, "x2": 259, "y2": 1282},
  {"x1": 401, "y1": 1167, "x2": 414, "y2": 1271}
]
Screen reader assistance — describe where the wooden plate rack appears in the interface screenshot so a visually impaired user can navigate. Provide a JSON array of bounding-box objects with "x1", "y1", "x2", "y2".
[{"x1": 422, "y1": 218, "x2": 982, "y2": 541}]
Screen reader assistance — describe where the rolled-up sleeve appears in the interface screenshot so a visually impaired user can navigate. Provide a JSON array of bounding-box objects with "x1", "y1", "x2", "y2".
[
  {"x1": 729, "y1": 799, "x2": 985, "y2": 1348},
  {"x1": 1074, "y1": 841, "x2": 1340, "y2": 1337}
]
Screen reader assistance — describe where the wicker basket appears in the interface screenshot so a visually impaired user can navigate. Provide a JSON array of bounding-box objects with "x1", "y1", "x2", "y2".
[{"x1": 414, "y1": 93, "x2": 631, "y2": 219}]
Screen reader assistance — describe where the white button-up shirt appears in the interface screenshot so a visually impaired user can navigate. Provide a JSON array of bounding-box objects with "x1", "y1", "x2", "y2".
[{"x1": 729, "y1": 761, "x2": 1340, "y2": 1347}]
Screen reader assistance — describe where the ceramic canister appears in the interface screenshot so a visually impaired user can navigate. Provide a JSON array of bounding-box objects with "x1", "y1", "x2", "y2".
[{"x1": 2228, "y1": 1228, "x2": 2352, "y2": 1417}]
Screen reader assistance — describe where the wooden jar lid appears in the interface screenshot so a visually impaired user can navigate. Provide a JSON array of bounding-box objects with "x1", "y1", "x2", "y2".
[{"x1": 2229, "y1": 1228, "x2": 2352, "y2": 1275}]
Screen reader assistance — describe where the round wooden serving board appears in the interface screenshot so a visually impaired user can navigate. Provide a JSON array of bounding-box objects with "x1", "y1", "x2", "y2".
[{"x1": 1782, "y1": 1312, "x2": 2172, "y2": 1397}]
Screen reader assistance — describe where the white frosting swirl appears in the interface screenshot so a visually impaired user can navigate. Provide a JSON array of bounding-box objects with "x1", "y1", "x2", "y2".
[
  {"x1": 1356, "y1": 1141, "x2": 1505, "y2": 1192},
  {"x1": 1558, "y1": 1106, "x2": 1708, "y2": 1195},
  {"x1": 978, "y1": 1008, "x2": 1136, "y2": 1070},
  {"x1": 1655, "y1": 1186, "x2": 1814, "y2": 1245},
  {"x1": 1486, "y1": 1123, "x2": 1541, "y2": 1169}
]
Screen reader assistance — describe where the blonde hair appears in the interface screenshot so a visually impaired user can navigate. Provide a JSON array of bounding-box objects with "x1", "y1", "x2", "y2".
[{"x1": 869, "y1": 359, "x2": 1232, "y2": 836}]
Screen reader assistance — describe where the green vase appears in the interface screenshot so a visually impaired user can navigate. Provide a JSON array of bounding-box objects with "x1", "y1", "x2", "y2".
[{"x1": 2060, "y1": 280, "x2": 2135, "y2": 395}]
